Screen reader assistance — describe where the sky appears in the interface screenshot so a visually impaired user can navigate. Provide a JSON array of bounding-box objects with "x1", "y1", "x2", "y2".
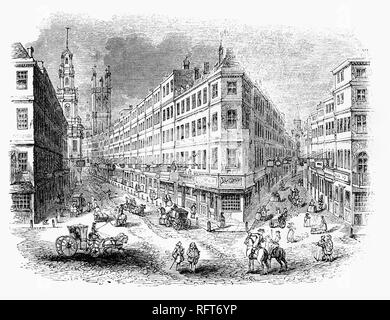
[{"x1": 24, "y1": 11, "x2": 364, "y2": 130}]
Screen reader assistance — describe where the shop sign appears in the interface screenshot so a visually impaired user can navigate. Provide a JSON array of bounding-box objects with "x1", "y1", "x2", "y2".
[
  {"x1": 335, "y1": 171, "x2": 350, "y2": 183},
  {"x1": 195, "y1": 175, "x2": 217, "y2": 188},
  {"x1": 219, "y1": 176, "x2": 243, "y2": 188}
]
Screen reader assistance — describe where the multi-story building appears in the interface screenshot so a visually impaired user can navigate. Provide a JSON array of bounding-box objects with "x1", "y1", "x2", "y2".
[
  {"x1": 56, "y1": 28, "x2": 84, "y2": 185},
  {"x1": 10, "y1": 43, "x2": 69, "y2": 224},
  {"x1": 85, "y1": 45, "x2": 297, "y2": 225},
  {"x1": 305, "y1": 58, "x2": 370, "y2": 232}
]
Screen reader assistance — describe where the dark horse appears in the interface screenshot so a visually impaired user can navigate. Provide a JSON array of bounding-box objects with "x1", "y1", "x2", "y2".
[{"x1": 265, "y1": 235, "x2": 288, "y2": 272}]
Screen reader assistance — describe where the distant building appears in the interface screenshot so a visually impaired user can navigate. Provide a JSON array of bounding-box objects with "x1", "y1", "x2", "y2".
[
  {"x1": 85, "y1": 45, "x2": 297, "y2": 227},
  {"x1": 56, "y1": 28, "x2": 84, "y2": 185},
  {"x1": 10, "y1": 43, "x2": 69, "y2": 224},
  {"x1": 305, "y1": 58, "x2": 370, "y2": 232},
  {"x1": 91, "y1": 65, "x2": 112, "y2": 135}
]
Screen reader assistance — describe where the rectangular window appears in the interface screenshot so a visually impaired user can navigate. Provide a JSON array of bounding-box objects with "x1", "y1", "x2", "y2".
[
  {"x1": 203, "y1": 88, "x2": 207, "y2": 104},
  {"x1": 202, "y1": 150, "x2": 206, "y2": 169},
  {"x1": 12, "y1": 193, "x2": 31, "y2": 210},
  {"x1": 17, "y1": 108, "x2": 28, "y2": 130},
  {"x1": 357, "y1": 89, "x2": 366, "y2": 101},
  {"x1": 227, "y1": 148, "x2": 237, "y2": 167},
  {"x1": 221, "y1": 194, "x2": 241, "y2": 211},
  {"x1": 211, "y1": 147, "x2": 218, "y2": 169},
  {"x1": 181, "y1": 100, "x2": 185, "y2": 114},
  {"x1": 16, "y1": 71, "x2": 28, "y2": 90},
  {"x1": 186, "y1": 97, "x2": 190, "y2": 112},
  {"x1": 212, "y1": 112, "x2": 218, "y2": 131},
  {"x1": 356, "y1": 68, "x2": 366, "y2": 77},
  {"x1": 191, "y1": 121, "x2": 196, "y2": 137},
  {"x1": 202, "y1": 117, "x2": 206, "y2": 134},
  {"x1": 197, "y1": 118, "x2": 202, "y2": 135},
  {"x1": 72, "y1": 140, "x2": 78, "y2": 152},
  {"x1": 340, "y1": 70, "x2": 344, "y2": 82},
  {"x1": 212, "y1": 83, "x2": 218, "y2": 98},
  {"x1": 356, "y1": 115, "x2": 367, "y2": 133},
  {"x1": 163, "y1": 110, "x2": 166, "y2": 121},
  {"x1": 227, "y1": 109, "x2": 237, "y2": 129},
  {"x1": 18, "y1": 152, "x2": 28, "y2": 171},
  {"x1": 192, "y1": 94, "x2": 196, "y2": 109},
  {"x1": 176, "y1": 103, "x2": 180, "y2": 116},
  {"x1": 181, "y1": 124, "x2": 184, "y2": 140},
  {"x1": 185, "y1": 123, "x2": 189, "y2": 138},
  {"x1": 227, "y1": 81, "x2": 237, "y2": 95},
  {"x1": 176, "y1": 126, "x2": 180, "y2": 140},
  {"x1": 197, "y1": 91, "x2": 202, "y2": 107},
  {"x1": 170, "y1": 80, "x2": 173, "y2": 92}
]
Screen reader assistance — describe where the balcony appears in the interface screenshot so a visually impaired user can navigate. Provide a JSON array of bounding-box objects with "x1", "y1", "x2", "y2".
[{"x1": 352, "y1": 173, "x2": 370, "y2": 187}]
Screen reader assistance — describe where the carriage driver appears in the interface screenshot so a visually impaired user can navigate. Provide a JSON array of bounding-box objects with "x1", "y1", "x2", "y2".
[{"x1": 88, "y1": 222, "x2": 101, "y2": 241}]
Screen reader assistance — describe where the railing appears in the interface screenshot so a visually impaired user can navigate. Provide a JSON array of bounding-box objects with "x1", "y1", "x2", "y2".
[{"x1": 352, "y1": 172, "x2": 370, "y2": 187}]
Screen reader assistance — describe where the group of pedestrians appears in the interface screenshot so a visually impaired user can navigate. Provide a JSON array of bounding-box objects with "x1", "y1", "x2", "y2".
[
  {"x1": 315, "y1": 234, "x2": 334, "y2": 262},
  {"x1": 171, "y1": 241, "x2": 200, "y2": 272}
]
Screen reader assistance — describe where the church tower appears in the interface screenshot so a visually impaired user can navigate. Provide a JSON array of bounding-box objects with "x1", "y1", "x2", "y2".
[
  {"x1": 91, "y1": 65, "x2": 112, "y2": 135},
  {"x1": 57, "y1": 27, "x2": 78, "y2": 119}
]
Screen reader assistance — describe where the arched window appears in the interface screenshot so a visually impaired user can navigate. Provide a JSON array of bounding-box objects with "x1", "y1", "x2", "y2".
[
  {"x1": 65, "y1": 57, "x2": 69, "y2": 65},
  {"x1": 357, "y1": 152, "x2": 368, "y2": 173},
  {"x1": 65, "y1": 77, "x2": 69, "y2": 86}
]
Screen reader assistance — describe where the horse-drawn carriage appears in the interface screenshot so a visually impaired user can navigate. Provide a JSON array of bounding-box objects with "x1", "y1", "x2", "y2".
[
  {"x1": 55, "y1": 224, "x2": 128, "y2": 257},
  {"x1": 269, "y1": 211, "x2": 288, "y2": 228},
  {"x1": 129, "y1": 204, "x2": 146, "y2": 216},
  {"x1": 255, "y1": 207, "x2": 274, "y2": 222},
  {"x1": 69, "y1": 193, "x2": 87, "y2": 216},
  {"x1": 159, "y1": 206, "x2": 191, "y2": 230}
]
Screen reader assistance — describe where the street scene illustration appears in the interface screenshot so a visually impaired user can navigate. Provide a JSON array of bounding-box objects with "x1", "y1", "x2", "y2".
[{"x1": 9, "y1": 14, "x2": 370, "y2": 285}]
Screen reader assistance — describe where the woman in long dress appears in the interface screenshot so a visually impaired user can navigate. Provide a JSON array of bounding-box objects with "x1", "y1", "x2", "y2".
[
  {"x1": 287, "y1": 223, "x2": 295, "y2": 243},
  {"x1": 314, "y1": 235, "x2": 326, "y2": 261},
  {"x1": 304, "y1": 212, "x2": 311, "y2": 227}
]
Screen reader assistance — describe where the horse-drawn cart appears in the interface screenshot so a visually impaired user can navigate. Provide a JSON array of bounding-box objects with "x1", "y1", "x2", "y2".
[
  {"x1": 269, "y1": 212, "x2": 288, "y2": 229},
  {"x1": 159, "y1": 206, "x2": 191, "y2": 230},
  {"x1": 55, "y1": 224, "x2": 128, "y2": 257}
]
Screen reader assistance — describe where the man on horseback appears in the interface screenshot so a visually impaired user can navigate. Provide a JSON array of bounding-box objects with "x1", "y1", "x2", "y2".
[
  {"x1": 245, "y1": 229, "x2": 268, "y2": 273},
  {"x1": 269, "y1": 230, "x2": 281, "y2": 256}
]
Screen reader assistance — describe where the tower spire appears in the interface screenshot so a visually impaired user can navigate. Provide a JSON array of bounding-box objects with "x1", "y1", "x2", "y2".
[{"x1": 65, "y1": 27, "x2": 70, "y2": 49}]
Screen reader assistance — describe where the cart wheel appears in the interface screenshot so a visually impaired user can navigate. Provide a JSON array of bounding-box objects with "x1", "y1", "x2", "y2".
[
  {"x1": 55, "y1": 236, "x2": 65, "y2": 256},
  {"x1": 59, "y1": 236, "x2": 78, "y2": 257},
  {"x1": 102, "y1": 239, "x2": 115, "y2": 255},
  {"x1": 166, "y1": 219, "x2": 172, "y2": 227},
  {"x1": 89, "y1": 240, "x2": 102, "y2": 258},
  {"x1": 173, "y1": 221, "x2": 180, "y2": 230}
]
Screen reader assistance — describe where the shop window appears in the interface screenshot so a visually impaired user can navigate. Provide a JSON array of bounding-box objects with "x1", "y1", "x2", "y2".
[
  {"x1": 222, "y1": 194, "x2": 241, "y2": 211},
  {"x1": 12, "y1": 193, "x2": 31, "y2": 210},
  {"x1": 18, "y1": 152, "x2": 28, "y2": 171}
]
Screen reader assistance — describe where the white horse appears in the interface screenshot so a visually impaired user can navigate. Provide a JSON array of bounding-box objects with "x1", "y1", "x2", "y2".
[{"x1": 244, "y1": 233, "x2": 270, "y2": 273}]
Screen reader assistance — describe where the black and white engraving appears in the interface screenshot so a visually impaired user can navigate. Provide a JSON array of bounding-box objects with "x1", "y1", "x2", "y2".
[{"x1": 8, "y1": 11, "x2": 371, "y2": 287}]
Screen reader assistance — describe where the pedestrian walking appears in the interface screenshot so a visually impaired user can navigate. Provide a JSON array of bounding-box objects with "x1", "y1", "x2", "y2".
[
  {"x1": 219, "y1": 211, "x2": 226, "y2": 228},
  {"x1": 304, "y1": 212, "x2": 311, "y2": 227},
  {"x1": 287, "y1": 222, "x2": 295, "y2": 243},
  {"x1": 314, "y1": 235, "x2": 326, "y2": 261},
  {"x1": 171, "y1": 241, "x2": 185, "y2": 271},
  {"x1": 324, "y1": 234, "x2": 334, "y2": 262},
  {"x1": 187, "y1": 242, "x2": 200, "y2": 272}
]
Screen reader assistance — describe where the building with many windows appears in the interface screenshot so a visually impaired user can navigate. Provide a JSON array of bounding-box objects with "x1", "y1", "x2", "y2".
[
  {"x1": 305, "y1": 58, "x2": 370, "y2": 232},
  {"x1": 10, "y1": 43, "x2": 69, "y2": 224},
  {"x1": 85, "y1": 45, "x2": 297, "y2": 225}
]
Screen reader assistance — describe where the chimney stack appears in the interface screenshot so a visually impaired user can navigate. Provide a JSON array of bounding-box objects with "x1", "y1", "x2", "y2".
[
  {"x1": 194, "y1": 67, "x2": 200, "y2": 80},
  {"x1": 27, "y1": 47, "x2": 34, "y2": 58},
  {"x1": 203, "y1": 62, "x2": 210, "y2": 74}
]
